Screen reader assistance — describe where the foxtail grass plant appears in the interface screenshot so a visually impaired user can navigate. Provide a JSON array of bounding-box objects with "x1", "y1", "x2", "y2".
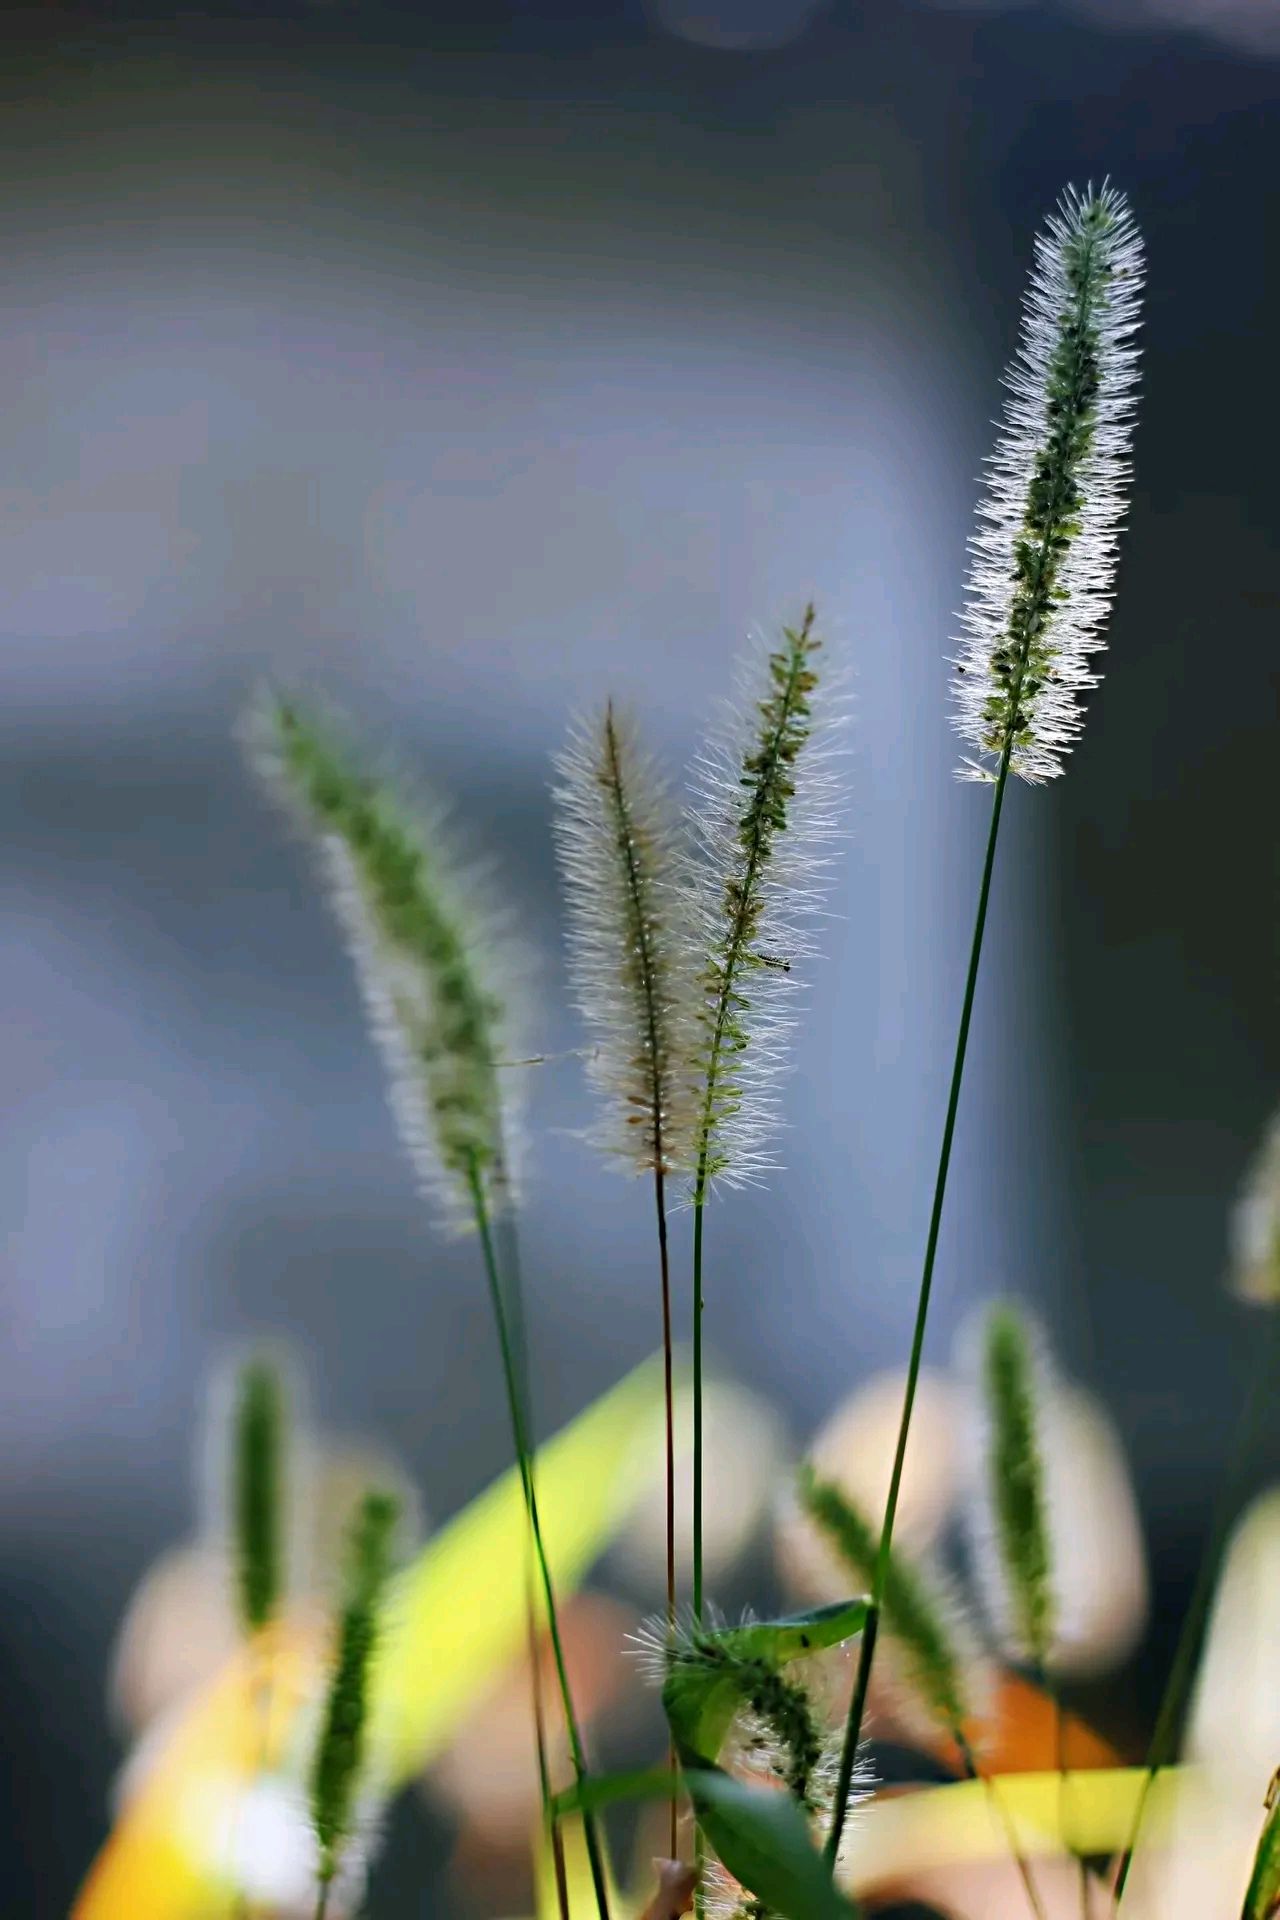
[
  {"x1": 827, "y1": 182, "x2": 1144, "y2": 1864},
  {"x1": 682, "y1": 605, "x2": 846, "y2": 1626},
  {"x1": 553, "y1": 703, "x2": 700, "y2": 1852},
  {"x1": 679, "y1": 608, "x2": 845, "y2": 1918},
  {"x1": 310, "y1": 1489, "x2": 400, "y2": 1920},
  {"x1": 253, "y1": 699, "x2": 611, "y2": 1920},
  {"x1": 175, "y1": 180, "x2": 1190, "y2": 1920}
]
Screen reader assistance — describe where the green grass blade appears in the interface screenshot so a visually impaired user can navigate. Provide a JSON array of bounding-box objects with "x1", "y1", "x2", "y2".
[{"x1": 556, "y1": 1767, "x2": 859, "y2": 1920}]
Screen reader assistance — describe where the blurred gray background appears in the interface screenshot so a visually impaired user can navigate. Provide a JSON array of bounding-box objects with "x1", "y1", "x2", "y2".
[{"x1": 1, "y1": 1, "x2": 1277, "y2": 1912}]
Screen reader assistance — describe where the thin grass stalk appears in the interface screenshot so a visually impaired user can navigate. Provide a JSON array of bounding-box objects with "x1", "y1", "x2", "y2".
[
  {"x1": 526, "y1": 1551, "x2": 572, "y2": 1920},
  {"x1": 501, "y1": 1232, "x2": 572, "y2": 1920},
  {"x1": 497, "y1": 1169, "x2": 574, "y2": 1920},
  {"x1": 1111, "y1": 1309, "x2": 1280, "y2": 1909},
  {"x1": 827, "y1": 753, "x2": 1011, "y2": 1858},
  {"x1": 467, "y1": 1163, "x2": 613, "y2": 1920},
  {"x1": 600, "y1": 706, "x2": 682, "y2": 1849},
  {"x1": 953, "y1": 1726, "x2": 1050, "y2": 1920},
  {"x1": 1048, "y1": 1681, "x2": 1089, "y2": 1920},
  {"x1": 654, "y1": 1163, "x2": 680, "y2": 1858}
]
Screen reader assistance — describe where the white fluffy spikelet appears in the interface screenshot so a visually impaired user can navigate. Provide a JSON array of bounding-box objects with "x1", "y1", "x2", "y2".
[
  {"x1": 552, "y1": 703, "x2": 699, "y2": 1176},
  {"x1": 1229, "y1": 1105, "x2": 1280, "y2": 1305},
  {"x1": 248, "y1": 697, "x2": 526, "y2": 1230},
  {"x1": 683, "y1": 606, "x2": 848, "y2": 1192},
  {"x1": 952, "y1": 182, "x2": 1144, "y2": 783}
]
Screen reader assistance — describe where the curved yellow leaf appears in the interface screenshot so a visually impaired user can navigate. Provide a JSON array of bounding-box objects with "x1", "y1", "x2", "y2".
[{"x1": 841, "y1": 1764, "x2": 1192, "y2": 1894}]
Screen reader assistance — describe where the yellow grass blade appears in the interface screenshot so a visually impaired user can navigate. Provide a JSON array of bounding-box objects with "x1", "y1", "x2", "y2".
[{"x1": 841, "y1": 1764, "x2": 1192, "y2": 1894}]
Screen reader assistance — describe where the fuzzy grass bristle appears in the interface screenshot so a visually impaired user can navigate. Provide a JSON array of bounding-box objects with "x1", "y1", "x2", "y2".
[
  {"x1": 684, "y1": 606, "x2": 847, "y2": 1192},
  {"x1": 552, "y1": 702, "x2": 699, "y2": 1177},
  {"x1": 976, "y1": 1306, "x2": 1056, "y2": 1673},
  {"x1": 309, "y1": 1489, "x2": 400, "y2": 1895},
  {"x1": 249, "y1": 697, "x2": 523, "y2": 1227},
  {"x1": 952, "y1": 182, "x2": 1143, "y2": 783}
]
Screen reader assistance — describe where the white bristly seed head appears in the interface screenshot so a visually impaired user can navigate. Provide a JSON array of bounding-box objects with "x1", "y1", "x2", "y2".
[
  {"x1": 683, "y1": 605, "x2": 849, "y2": 1193},
  {"x1": 552, "y1": 704, "x2": 700, "y2": 1177},
  {"x1": 952, "y1": 182, "x2": 1144, "y2": 783}
]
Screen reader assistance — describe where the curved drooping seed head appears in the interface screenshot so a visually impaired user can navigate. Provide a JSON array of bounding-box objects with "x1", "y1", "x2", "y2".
[
  {"x1": 249, "y1": 697, "x2": 524, "y2": 1228},
  {"x1": 683, "y1": 606, "x2": 849, "y2": 1191},
  {"x1": 973, "y1": 1305, "x2": 1056, "y2": 1673},
  {"x1": 952, "y1": 182, "x2": 1144, "y2": 783},
  {"x1": 552, "y1": 703, "x2": 701, "y2": 1177}
]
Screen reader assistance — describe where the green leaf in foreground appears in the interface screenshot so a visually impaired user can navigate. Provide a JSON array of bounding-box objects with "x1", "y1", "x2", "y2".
[{"x1": 555, "y1": 1767, "x2": 858, "y2": 1920}]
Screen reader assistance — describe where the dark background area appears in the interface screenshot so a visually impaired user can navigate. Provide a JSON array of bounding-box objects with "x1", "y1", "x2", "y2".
[{"x1": 1, "y1": 2, "x2": 1277, "y2": 1913}]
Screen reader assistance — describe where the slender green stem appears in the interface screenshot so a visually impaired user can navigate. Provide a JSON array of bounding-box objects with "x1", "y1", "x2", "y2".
[
  {"x1": 691, "y1": 1196, "x2": 707, "y2": 1920},
  {"x1": 1111, "y1": 1310, "x2": 1280, "y2": 1909},
  {"x1": 653, "y1": 1165, "x2": 681, "y2": 1860},
  {"x1": 468, "y1": 1165, "x2": 613, "y2": 1920},
  {"x1": 691, "y1": 1193, "x2": 706, "y2": 1625},
  {"x1": 496, "y1": 1180, "x2": 572, "y2": 1920},
  {"x1": 827, "y1": 752, "x2": 1011, "y2": 1858},
  {"x1": 526, "y1": 1551, "x2": 571, "y2": 1920},
  {"x1": 955, "y1": 1728, "x2": 1049, "y2": 1920},
  {"x1": 1049, "y1": 1680, "x2": 1089, "y2": 1920},
  {"x1": 600, "y1": 706, "x2": 682, "y2": 1856},
  {"x1": 312, "y1": 1880, "x2": 330, "y2": 1920}
]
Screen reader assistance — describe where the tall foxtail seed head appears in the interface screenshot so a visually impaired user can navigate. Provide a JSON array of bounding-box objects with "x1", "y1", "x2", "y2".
[
  {"x1": 310, "y1": 1489, "x2": 400, "y2": 1892},
  {"x1": 250, "y1": 698, "x2": 523, "y2": 1228},
  {"x1": 552, "y1": 703, "x2": 699, "y2": 1176},
  {"x1": 232, "y1": 1358, "x2": 288, "y2": 1638},
  {"x1": 797, "y1": 1464, "x2": 973, "y2": 1737},
  {"x1": 684, "y1": 605, "x2": 847, "y2": 1191},
  {"x1": 1229, "y1": 1105, "x2": 1280, "y2": 1305},
  {"x1": 976, "y1": 1305, "x2": 1056, "y2": 1673},
  {"x1": 952, "y1": 183, "x2": 1143, "y2": 783}
]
